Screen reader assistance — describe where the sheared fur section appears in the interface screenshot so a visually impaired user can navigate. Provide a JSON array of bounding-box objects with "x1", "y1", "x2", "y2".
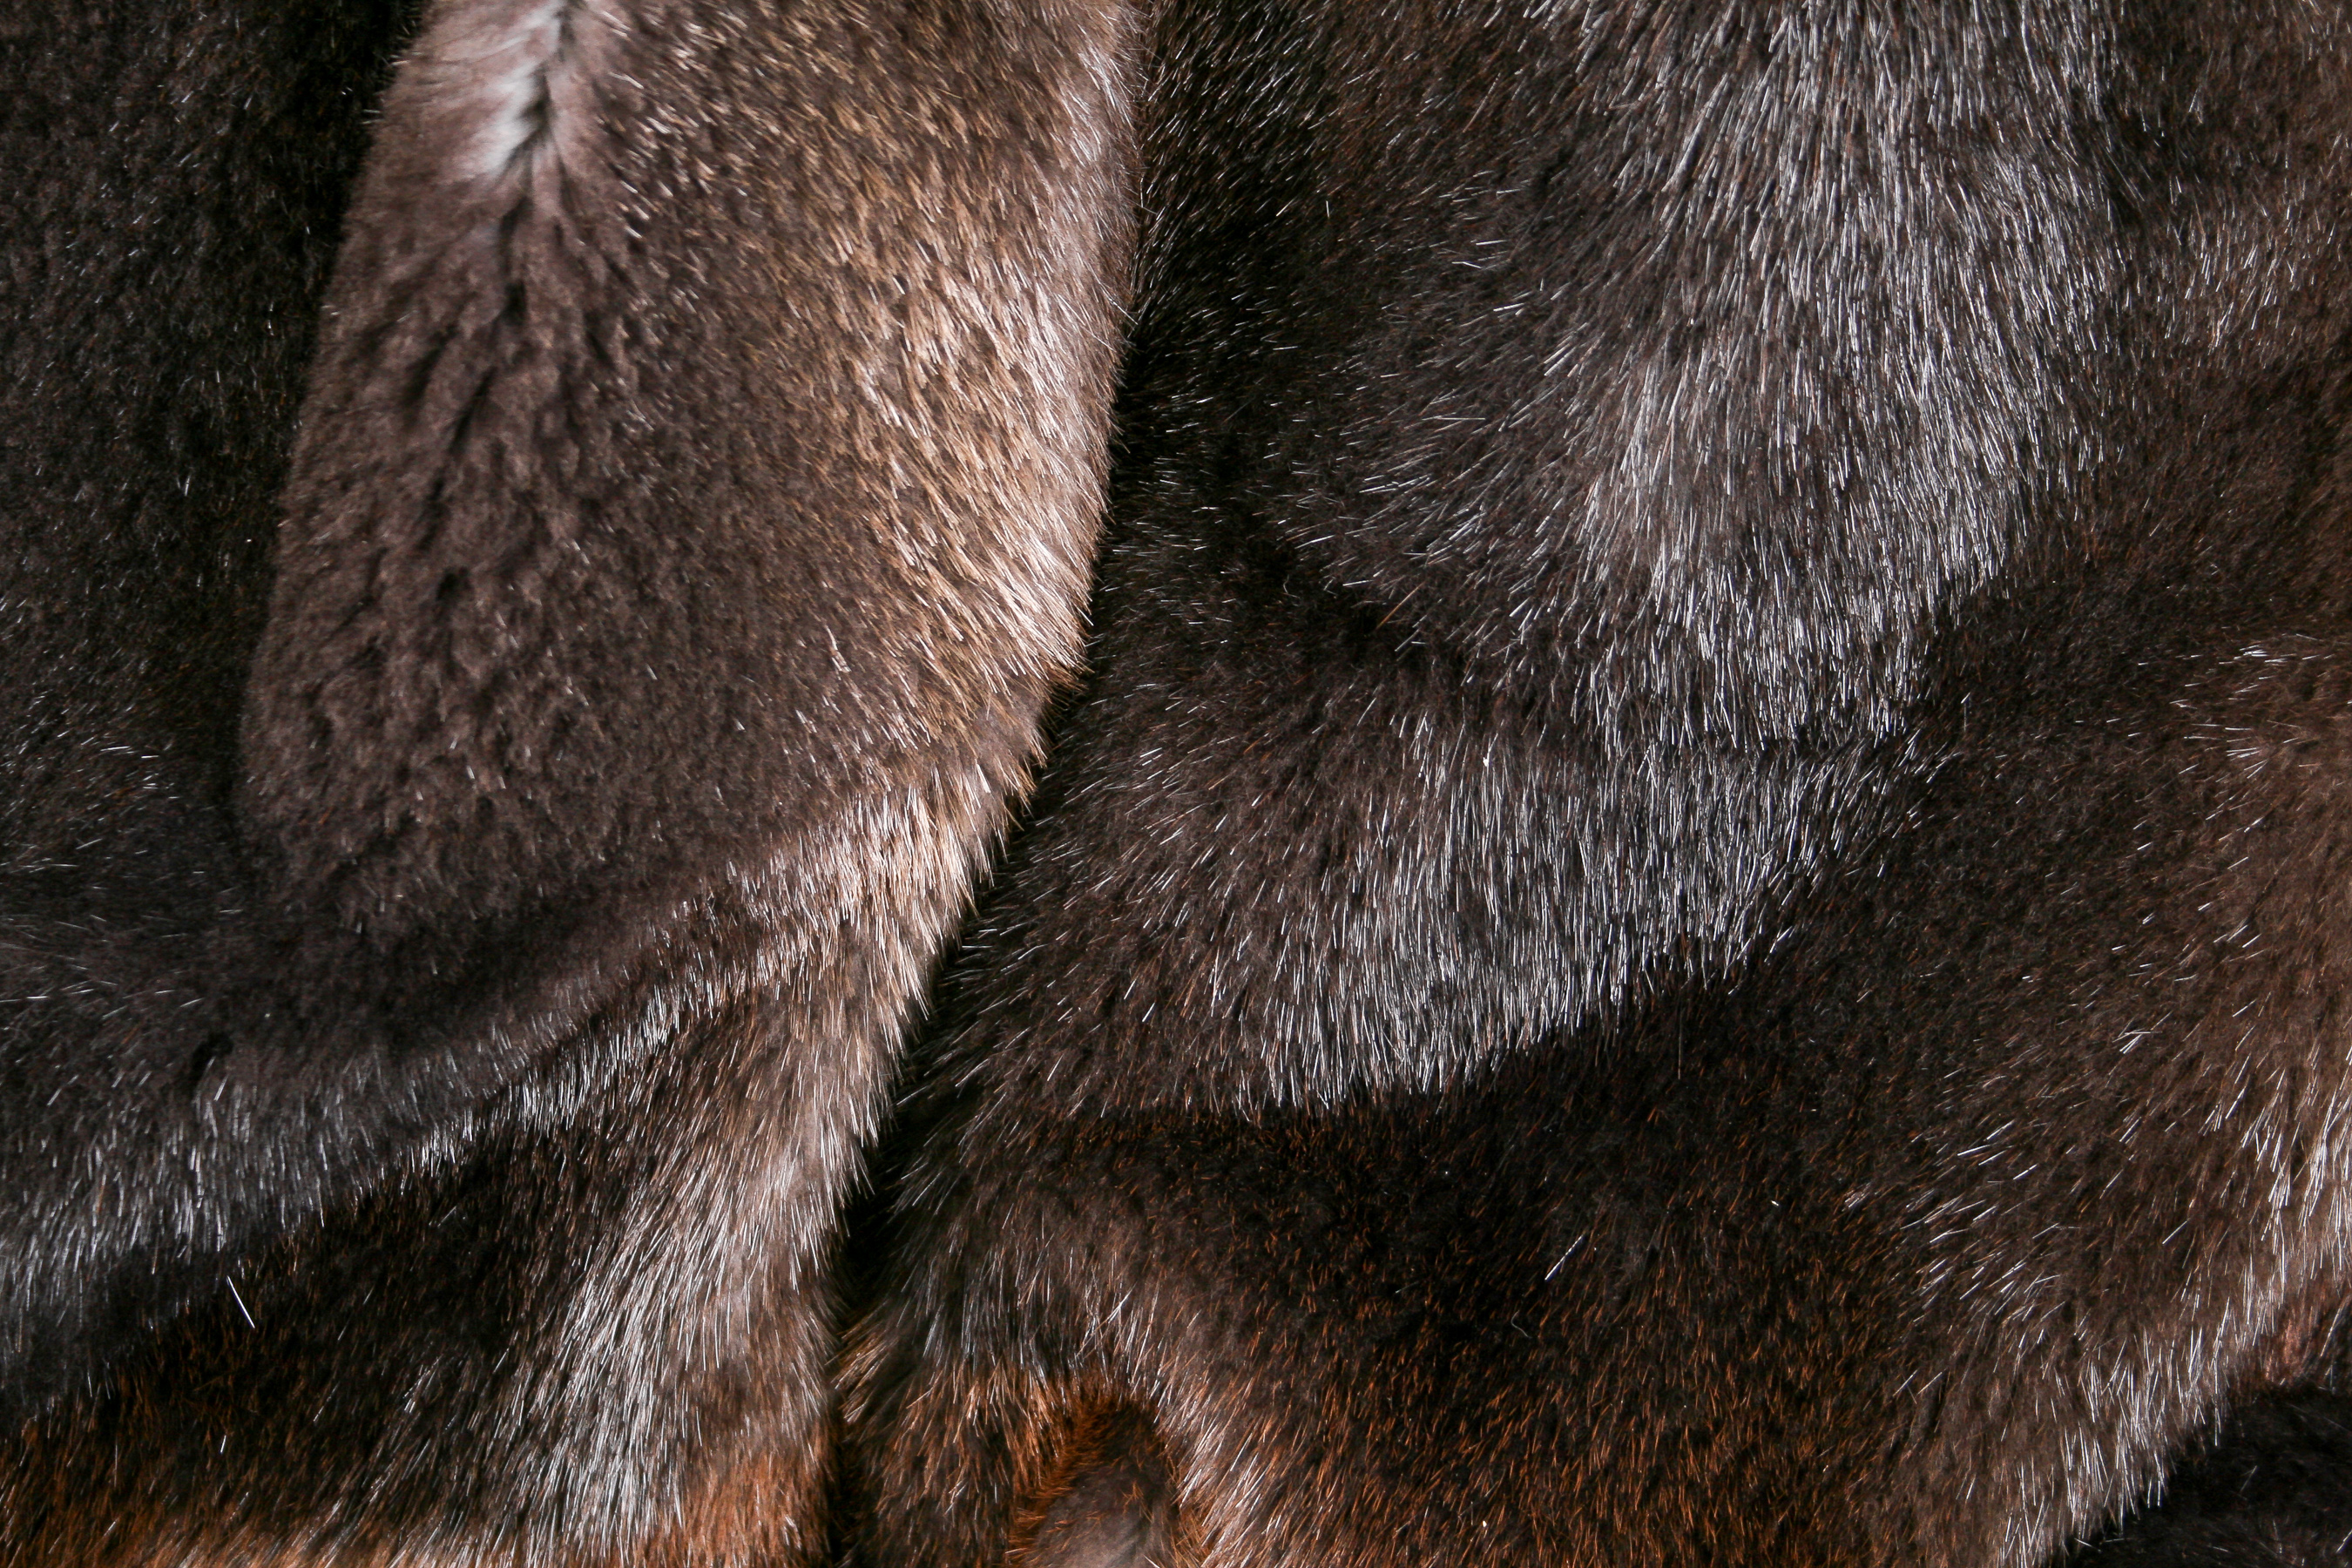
[
  {"x1": 842, "y1": 0, "x2": 2352, "y2": 1563},
  {"x1": 0, "y1": 0, "x2": 1132, "y2": 1558}
]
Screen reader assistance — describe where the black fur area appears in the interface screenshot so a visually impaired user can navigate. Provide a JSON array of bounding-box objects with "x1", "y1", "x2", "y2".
[{"x1": 0, "y1": 0, "x2": 426, "y2": 1423}]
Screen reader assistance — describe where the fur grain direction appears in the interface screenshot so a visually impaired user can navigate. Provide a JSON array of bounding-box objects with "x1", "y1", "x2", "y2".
[
  {"x1": 0, "y1": 0, "x2": 1133, "y2": 1561},
  {"x1": 841, "y1": 2, "x2": 2352, "y2": 1564},
  {"x1": 13, "y1": 1, "x2": 2352, "y2": 1564}
]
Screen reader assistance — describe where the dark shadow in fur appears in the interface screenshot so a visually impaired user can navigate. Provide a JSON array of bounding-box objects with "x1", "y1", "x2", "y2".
[{"x1": 2067, "y1": 1392, "x2": 2352, "y2": 1566}]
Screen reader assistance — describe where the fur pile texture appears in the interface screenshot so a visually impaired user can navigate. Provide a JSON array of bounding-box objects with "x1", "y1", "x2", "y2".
[
  {"x1": 8, "y1": 2, "x2": 2352, "y2": 1565},
  {"x1": 841, "y1": 2, "x2": 2352, "y2": 1565},
  {"x1": 0, "y1": 1, "x2": 1131, "y2": 1561}
]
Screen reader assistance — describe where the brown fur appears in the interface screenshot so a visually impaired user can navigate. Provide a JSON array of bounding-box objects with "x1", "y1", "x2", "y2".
[
  {"x1": 0, "y1": 0, "x2": 1132, "y2": 1559},
  {"x1": 840, "y1": 1, "x2": 2352, "y2": 1563},
  {"x1": 1010, "y1": 1408, "x2": 1186, "y2": 1568},
  {"x1": 17, "y1": 2, "x2": 2352, "y2": 1563}
]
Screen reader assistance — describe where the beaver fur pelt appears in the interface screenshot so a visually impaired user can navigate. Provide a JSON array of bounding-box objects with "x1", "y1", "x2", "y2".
[
  {"x1": 0, "y1": 2, "x2": 1132, "y2": 1562},
  {"x1": 839, "y1": 2, "x2": 2352, "y2": 1565},
  {"x1": 12, "y1": 2, "x2": 2352, "y2": 1565}
]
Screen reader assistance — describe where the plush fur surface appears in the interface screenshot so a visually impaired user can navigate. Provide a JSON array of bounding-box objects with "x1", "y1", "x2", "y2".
[
  {"x1": 14, "y1": 0, "x2": 2352, "y2": 1564},
  {"x1": 0, "y1": 0, "x2": 1131, "y2": 1561},
  {"x1": 0, "y1": 0, "x2": 421, "y2": 1419},
  {"x1": 841, "y1": 1, "x2": 2352, "y2": 1564}
]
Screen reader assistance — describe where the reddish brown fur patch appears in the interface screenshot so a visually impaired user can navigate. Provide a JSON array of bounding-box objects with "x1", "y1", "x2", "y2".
[{"x1": 1011, "y1": 1404, "x2": 1186, "y2": 1568}]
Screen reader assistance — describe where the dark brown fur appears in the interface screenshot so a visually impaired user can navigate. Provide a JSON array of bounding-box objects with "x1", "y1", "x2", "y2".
[
  {"x1": 15, "y1": 2, "x2": 2352, "y2": 1564},
  {"x1": 0, "y1": 0, "x2": 1131, "y2": 1561},
  {"x1": 2073, "y1": 1390, "x2": 2352, "y2": 1566},
  {"x1": 841, "y1": 2, "x2": 2352, "y2": 1564}
]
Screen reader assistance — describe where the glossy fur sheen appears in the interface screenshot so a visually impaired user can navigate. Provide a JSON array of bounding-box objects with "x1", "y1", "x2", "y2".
[
  {"x1": 0, "y1": 0, "x2": 1131, "y2": 1562},
  {"x1": 845, "y1": 2, "x2": 2352, "y2": 1565}
]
